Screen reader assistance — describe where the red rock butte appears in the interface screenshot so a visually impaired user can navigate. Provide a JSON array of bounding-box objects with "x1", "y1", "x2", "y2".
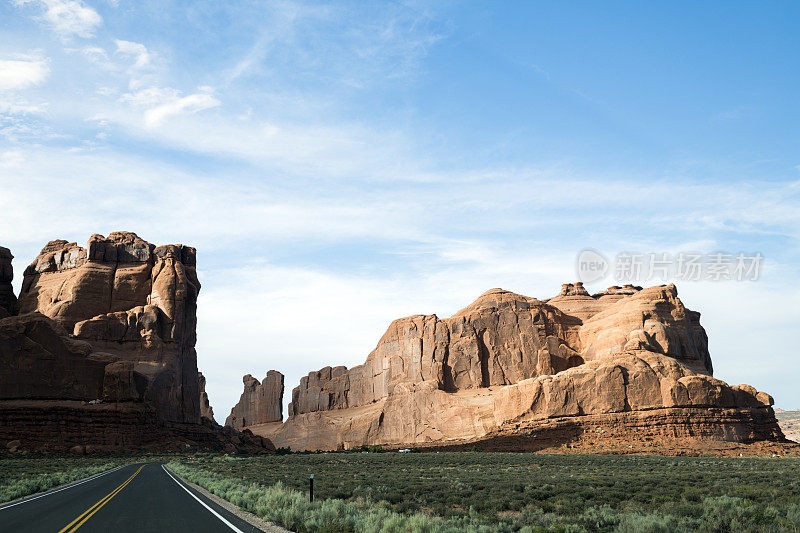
[
  {"x1": 0, "y1": 234, "x2": 789, "y2": 454},
  {"x1": 225, "y1": 371, "x2": 284, "y2": 429},
  {"x1": 0, "y1": 232, "x2": 271, "y2": 453},
  {"x1": 238, "y1": 282, "x2": 786, "y2": 452}
]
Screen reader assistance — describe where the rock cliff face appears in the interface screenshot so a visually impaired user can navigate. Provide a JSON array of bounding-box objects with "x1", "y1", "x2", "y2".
[
  {"x1": 254, "y1": 284, "x2": 783, "y2": 451},
  {"x1": 288, "y1": 284, "x2": 711, "y2": 417},
  {"x1": 226, "y1": 371, "x2": 284, "y2": 428},
  {"x1": 288, "y1": 288, "x2": 585, "y2": 416},
  {"x1": 0, "y1": 246, "x2": 16, "y2": 317},
  {"x1": 0, "y1": 313, "x2": 113, "y2": 401},
  {"x1": 198, "y1": 372, "x2": 215, "y2": 422},
  {"x1": 15, "y1": 232, "x2": 201, "y2": 423},
  {"x1": 0, "y1": 233, "x2": 271, "y2": 453}
]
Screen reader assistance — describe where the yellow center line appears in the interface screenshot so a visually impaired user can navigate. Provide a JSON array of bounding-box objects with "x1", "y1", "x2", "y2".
[{"x1": 58, "y1": 464, "x2": 146, "y2": 533}]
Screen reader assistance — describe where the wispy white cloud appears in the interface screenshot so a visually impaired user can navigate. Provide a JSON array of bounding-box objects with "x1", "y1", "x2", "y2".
[
  {"x1": 223, "y1": 1, "x2": 442, "y2": 88},
  {"x1": 116, "y1": 85, "x2": 221, "y2": 128},
  {"x1": 0, "y1": 57, "x2": 50, "y2": 90},
  {"x1": 114, "y1": 40, "x2": 151, "y2": 69},
  {"x1": 78, "y1": 45, "x2": 109, "y2": 64},
  {"x1": 143, "y1": 91, "x2": 220, "y2": 128},
  {"x1": 4, "y1": 1, "x2": 446, "y2": 178},
  {"x1": 0, "y1": 150, "x2": 26, "y2": 167},
  {"x1": 0, "y1": 98, "x2": 47, "y2": 115},
  {"x1": 118, "y1": 86, "x2": 179, "y2": 107},
  {"x1": 15, "y1": 0, "x2": 102, "y2": 38}
]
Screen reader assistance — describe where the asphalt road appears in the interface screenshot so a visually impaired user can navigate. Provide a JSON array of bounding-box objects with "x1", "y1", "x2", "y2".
[{"x1": 0, "y1": 463, "x2": 263, "y2": 532}]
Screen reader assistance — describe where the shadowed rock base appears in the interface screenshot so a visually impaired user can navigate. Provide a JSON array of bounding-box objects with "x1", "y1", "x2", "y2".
[
  {"x1": 0, "y1": 400, "x2": 273, "y2": 454},
  {"x1": 467, "y1": 407, "x2": 787, "y2": 450},
  {"x1": 421, "y1": 409, "x2": 799, "y2": 457}
]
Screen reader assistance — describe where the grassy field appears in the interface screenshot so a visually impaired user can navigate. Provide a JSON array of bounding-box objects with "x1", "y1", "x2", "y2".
[
  {"x1": 0, "y1": 456, "x2": 132, "y2": 504},
  {"x1": 169, "y1": 452, "x2": 800, "y2": 532}
]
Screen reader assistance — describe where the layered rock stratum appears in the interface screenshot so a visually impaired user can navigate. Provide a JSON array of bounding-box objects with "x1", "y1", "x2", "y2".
[
  {"x1": 226, "y1": 371, "x2": 284, "y2": 429},
  {"x1": 251, "y1": 283, "x2": 785, "y2": 451},
  {"x1": 0, "y1": 233, "x2": 271, "y2": 453}
]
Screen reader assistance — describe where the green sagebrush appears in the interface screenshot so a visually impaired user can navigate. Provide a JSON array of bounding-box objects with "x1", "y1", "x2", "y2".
[
  {"x1": 0, "y1": 459, "x2": 126, "y2": 503},
  {"x1": 168, "y1": 455, "x2": 800, "y2": 532}
]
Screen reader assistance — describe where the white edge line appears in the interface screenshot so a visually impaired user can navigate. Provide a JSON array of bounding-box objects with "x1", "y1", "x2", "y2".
[
  {"x1": 162, "y1": 465, "x2": 245, "y2": 533},
  {"x1": 0, "y1": 464, "x2": 128, "y2": 511}
]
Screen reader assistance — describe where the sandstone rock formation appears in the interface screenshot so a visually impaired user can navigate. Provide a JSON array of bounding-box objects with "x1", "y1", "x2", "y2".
[
  {"x1": 252, "y1": 284, "x2": 784, "y2": 451},
  {"x1": 0, "y1": 313, "x2": 113, "y2": 401},
  {"x1": 14, "y1": 232, "x2": 201, "y2": 423},
  {"x1": 288, "y1": 289, "x2": 583, "y2": 417},
  {"x1": 0, "y1": 246, "x2": 16, "y2": 317},
  {"x1": 198, "y1": 372, "x2": 216, "y2": 422},
  {"x1": 0, "y1": 233, "x2": 271, "y2": 453},
  {"x1": 226, "y1": 371, "x2": 284, "y2": 428}
]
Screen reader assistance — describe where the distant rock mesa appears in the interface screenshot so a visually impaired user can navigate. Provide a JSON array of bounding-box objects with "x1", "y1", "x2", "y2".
[
  {"x1": 226, "y1": 371, "x2": 284, "y2": 428},
  {"x1": 250, "y1": 283, "x2": 785, "y2": 451}
]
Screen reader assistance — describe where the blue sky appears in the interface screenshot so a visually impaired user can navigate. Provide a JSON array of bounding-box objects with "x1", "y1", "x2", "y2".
[{"x1": 1, "y1": 1, "x2": 799, "y2": 417}]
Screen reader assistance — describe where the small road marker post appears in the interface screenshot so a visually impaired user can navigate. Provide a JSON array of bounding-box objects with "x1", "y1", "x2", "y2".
[{"x1": 309, "y1": 474, "x2": 314, "y2": 502}]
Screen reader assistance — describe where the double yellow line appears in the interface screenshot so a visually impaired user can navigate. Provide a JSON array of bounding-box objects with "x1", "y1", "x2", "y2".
[{"x1": 58, "y1": 464, "x2": 145, "y2": 533}]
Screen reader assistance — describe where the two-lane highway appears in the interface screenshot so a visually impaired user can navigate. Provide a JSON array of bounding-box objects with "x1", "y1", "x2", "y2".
[{"x1": 0, "y1": 463, "x2": 263, "y2": 532}]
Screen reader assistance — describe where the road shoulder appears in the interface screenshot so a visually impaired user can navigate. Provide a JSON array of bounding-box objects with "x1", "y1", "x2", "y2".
[{"x1": 163, "y1": 465, "x2": 290, "y2": 533}]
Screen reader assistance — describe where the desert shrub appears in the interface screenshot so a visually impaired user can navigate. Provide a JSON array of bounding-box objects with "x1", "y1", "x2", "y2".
[
  {"x1": 616, "y1": 512, "x2": 680, "y2": 533},
  {"x1": 166, "y1": 453, "x2": 800, "y2": 532},
  {"x1": 697, "y1": 495, "x2": 787, "y2": 532},
  {"x1": 577, "y1": 505, "x2": 619, "y2": 531},
  {"x1": 513, "y1": 505, "x2": 560, "y2": 529},
  {"x1": 0, "y1": 459, "x2": 128, "y2": 503},
  {"x1": 168, "y1": 460, "x2": 518, "y2": 532}
]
